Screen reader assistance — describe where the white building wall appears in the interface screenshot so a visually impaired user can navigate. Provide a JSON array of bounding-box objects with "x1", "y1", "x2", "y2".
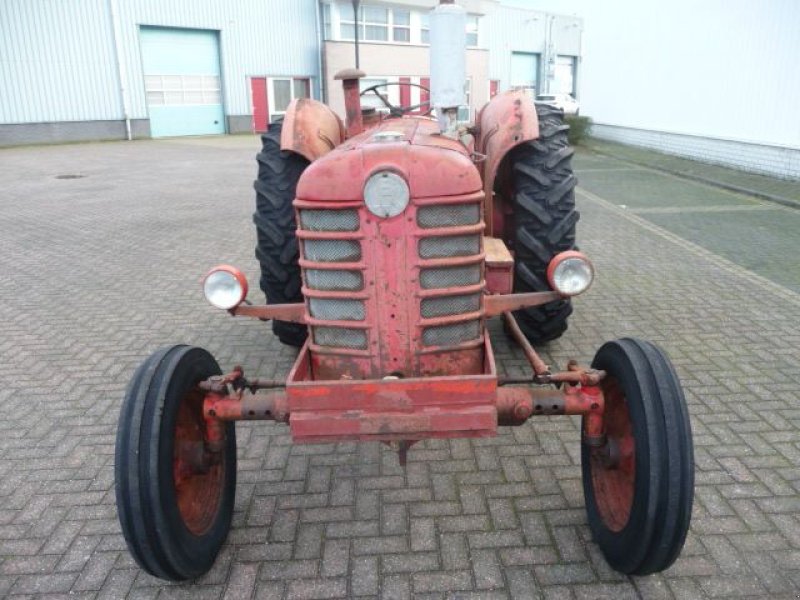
[
  {"x1": 502, "y1": 0, "x2": 800, "y2": 179},
  {"x1": 0, "y1": 0, "x2": 122, "y2": 123}
]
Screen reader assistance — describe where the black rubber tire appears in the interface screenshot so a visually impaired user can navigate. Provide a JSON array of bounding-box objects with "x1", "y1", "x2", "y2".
[
  {"x1": 582, "y1": 338, "x2": 694, "y2": 575},
  {"x1": 253, "y1": 121, "x2": 309, "y2": 347},
  {"x1": 115, "y1": 345, "x2": 237, "y2": 581},
  {"x1": 509, "y1": 103, "x2": 579, "y2": 344}
]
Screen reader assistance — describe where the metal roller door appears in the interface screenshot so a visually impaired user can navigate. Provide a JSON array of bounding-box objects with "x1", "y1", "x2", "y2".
[{"x1": 140, "y1": 27, "x2": 225, "y2": 137}]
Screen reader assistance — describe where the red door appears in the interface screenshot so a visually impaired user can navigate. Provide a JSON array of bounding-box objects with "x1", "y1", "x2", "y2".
[
  {"x1": 420, "y1": 77, "x2": 430, "y2": 114},
  {"x1": 399, "y1": 77, "x2": 411, "y2": 111},
  {"x1": 251, "y1": 77, "x2": 268, "y2": 133},
  {"x1": 489, "y1": 80, "x2": 499, "y2": 99}
]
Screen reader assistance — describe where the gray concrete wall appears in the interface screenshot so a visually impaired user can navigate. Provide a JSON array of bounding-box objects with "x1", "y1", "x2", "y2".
[
  {"x1": 592, "y1": 124, "x2": 800, "y2": 181},
  {"x1": 0, "y1": 119, "x2": 151, "y2": 146},
  {"x1": 227, "y1": 115, "x2": 253, "y2": 135}
]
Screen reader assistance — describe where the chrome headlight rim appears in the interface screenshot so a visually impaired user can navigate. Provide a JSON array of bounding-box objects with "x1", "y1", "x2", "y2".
[
  {"x1": 202, "y1": 265, "x2": 249, "y2": 310},
  {"x1": 547, "y1": 251, "x2": 594, "y2": 297}
]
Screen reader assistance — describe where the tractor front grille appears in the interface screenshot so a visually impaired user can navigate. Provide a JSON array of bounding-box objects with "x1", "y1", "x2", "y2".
[
  {"x1": 419, "y1": 234, "x2": 481, "y2": 259},
  {"x1": 297, "y1": 190, "x2": 485, "y2": 370},
  {"x1": 313, "y1": 326, "x2": 367, "y2": 349},
  {"x1": 420, "y1": 264, "x2": 481, "y2": 289},
  {"x1": 300, "y1": 209, "x2": 359, "y2": 232},
  {"x1": 309, "y1": 298, "x2": 365, "y2": 321},
  {"x1": 422, "y1": 320, "x2": 481, "y2": 346},
  {"x1": 421, "y1": 293, "x2": 481, "y2": 318},
  {"x1": 417, "y1": 204, "x2": 480, "y2": 228},
  {"x1": 305, "y1": 269, "x2": 363, "y2": 291},
  {"x1": 417, "y1": 199, "x2": 485, "y2": 348},
  {"x1": 303, "y1": 239, "x2": 361, "y2": 262},
  {"x1": 297, "y1": 204, "x2": 366, "y2": 351}
]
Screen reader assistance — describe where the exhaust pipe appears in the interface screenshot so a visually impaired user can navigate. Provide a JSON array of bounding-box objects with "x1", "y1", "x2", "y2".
[{"x1": 429, "y1": 0, "x2": 467, "y2": 135}]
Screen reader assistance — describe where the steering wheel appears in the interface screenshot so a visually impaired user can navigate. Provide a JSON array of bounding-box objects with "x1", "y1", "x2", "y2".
[{"x1": 359, "y1": 82, "x2": 432, "y2": 117}]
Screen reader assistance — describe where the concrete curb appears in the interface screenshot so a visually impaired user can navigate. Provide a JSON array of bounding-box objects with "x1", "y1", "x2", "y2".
[{"x1": 586, "y1": 145, "x2": 800, "y2": 211}]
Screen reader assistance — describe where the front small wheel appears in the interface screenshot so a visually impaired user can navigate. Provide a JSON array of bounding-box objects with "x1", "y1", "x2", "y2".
[
  {"x1": 581, "y1": 338, "x2": 694, "y2": 575},
  {"x1": 115, "y1": 345, "x2": 237, "y2": 581}
]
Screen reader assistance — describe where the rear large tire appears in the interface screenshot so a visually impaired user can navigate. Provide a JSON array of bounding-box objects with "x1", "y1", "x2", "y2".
[
  {"x1": 253, "y1": 121, "x2": 309, "y2": 347},
  {"x1": 115, "y1": 345, "x2": 236, "y2": 581},
  {"x1": 582, "y1": 338, "x2": 694, "y2": 575},
  {"x1": 509, "y1": 103, "x2": 579, "y2": 344}
]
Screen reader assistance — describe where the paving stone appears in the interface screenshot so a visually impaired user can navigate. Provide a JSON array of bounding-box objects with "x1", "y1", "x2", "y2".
[
  {"x1": 223, "y1": 563, "x2": 259, "y2": 600},
  {"x1": 350, "y1": 555, "x2": 379, "y2": 597}
]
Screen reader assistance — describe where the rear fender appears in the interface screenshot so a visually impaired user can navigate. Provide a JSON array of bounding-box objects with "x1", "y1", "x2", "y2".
[
  {"x1": 281, "y1": 98, "x2": 345, "y2": 162},
  {"x1": 475, "y1": 90, "x2": 539, "y2": 235}
]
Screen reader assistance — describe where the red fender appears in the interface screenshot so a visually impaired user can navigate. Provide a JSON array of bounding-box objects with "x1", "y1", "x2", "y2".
[
  {"x1": 281, "y1": 98, "x2": 346, "y2": 162},
  {"x1": 475, "y1": 90, "x2": 540, "y2": 236}
]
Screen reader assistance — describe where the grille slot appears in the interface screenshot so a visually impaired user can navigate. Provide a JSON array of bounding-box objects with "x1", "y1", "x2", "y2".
[
  {"x1": 417, "y1": 204, "x2": 480, "y2": 228},
  {"x1": 309, "y1": 298, "x2": 365, "y2": 321},
  {"x1": 420, "y1": 265, "x2": 481, "y2": 289},
  {"x1": 303, "y1": 239, "x2": 361, "y2": 262},
  {"x1": 300, "y1": 209, "x2": 359, "y2": 232},
  {"x1": 422, "y1": 320, "x2": 480, "y2": 346},
  {"x1": 419, "y1": 235, "x2": 480, "y2": 259},
  {"x1": 421, "y1": 293, "x2": 481, "y2": 318},
  {"x1": 305, "y1": 269, "x2": 363, "y2": 291},
  {"x1": 313, "y1": 326, "x2": 368, "y2": 349}
]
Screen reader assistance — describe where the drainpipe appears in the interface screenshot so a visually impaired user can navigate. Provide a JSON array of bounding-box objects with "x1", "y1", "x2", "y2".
[
  {"x1": 315, "y1": 1, "x2": 326, "y2": 102},
  {"x1": 352, "y1": 0, "x2": 361, "y2": 68},
  {"x1": 108, "y1": 0, "x2": 132, "y2": 140}
]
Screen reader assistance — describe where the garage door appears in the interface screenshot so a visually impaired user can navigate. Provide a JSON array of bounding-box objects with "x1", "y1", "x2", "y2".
[
  {"x1": 140, "y1": 27, "x2": 225, "y2": 137},
  {"x1": 510, "y1": 52, "x2": 540, "y2": 95}
]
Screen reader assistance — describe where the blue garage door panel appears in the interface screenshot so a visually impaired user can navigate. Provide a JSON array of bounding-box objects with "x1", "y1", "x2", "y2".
[{"x1": 140, "y1": 27, "x2": 225, "y2": 137}]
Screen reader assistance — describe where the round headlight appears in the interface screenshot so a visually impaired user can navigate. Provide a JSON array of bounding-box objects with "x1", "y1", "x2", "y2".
[
  {"x1": 547, "y1": 251, "x2": 594, "y2": 297},
  {"x1": 364, "y1": 170, "x2": 409, "y2": 218},
  {"x1": 203, "y1": 265, "x2": 248, "y2": 310}
]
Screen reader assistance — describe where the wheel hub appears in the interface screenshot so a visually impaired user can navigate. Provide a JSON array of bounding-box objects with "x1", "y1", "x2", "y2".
[
  {"x1": 589, "y1": 377, "x2": 635, "y2": 532},
  {"x1": 173, "y1": 388, "x2": 226, "y2": 536}
]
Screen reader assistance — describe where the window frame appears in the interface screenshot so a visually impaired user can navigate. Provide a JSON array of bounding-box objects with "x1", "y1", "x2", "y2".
[
  {"x1": 465, "y1": 14, "x2": 480, "y2": 47},
  {"x1": 336, "y1": 4, "x2": 423, "y2": 45},
  {"x1": 144, "y1": 74, "x2": 221, "y2": 106},
  {"x1": 340, "y1": 4, "x2": 390, "y2": 42},
  {"x1": 267, "y1": 76, "x2": 312, "y2": 123}
]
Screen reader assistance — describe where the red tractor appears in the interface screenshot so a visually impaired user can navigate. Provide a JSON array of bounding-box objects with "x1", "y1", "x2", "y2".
[{"x1": 115, "y1": 1, "x2": 693, "y2": 582}]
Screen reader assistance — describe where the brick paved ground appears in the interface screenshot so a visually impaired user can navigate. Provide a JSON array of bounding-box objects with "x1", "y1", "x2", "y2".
[{"x1": 0, "y1": 136, "x2": 798, "y2": 599}]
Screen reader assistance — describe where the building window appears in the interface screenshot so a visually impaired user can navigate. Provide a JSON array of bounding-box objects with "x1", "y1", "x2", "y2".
[
  {"x1": 338, "y1": 5, "x2": 420, "y2": 44},
  {"x1": 393, "y1": 9, "x2": 410, "y2": 42},
  {"x1": 510, "y1": 52, "x2": 540, "y2": 95},
  {"x1": 555, "y1": 55, "x2": 577, "y2": 96},
  {"x1": 341, "y1": 4, "x2": 390, "y2": 42},
  {"x1": 268, "y1": 77, "x2": 311, "y2": 122},
  {"x1": 466, "y1": 14, "x2": 479, "y2": 47},
  {"x1": 418, "y1": 12, "x2": 478, "y2": 46},
  {"x1": 363, "y1": 6, "x2": 389, "y2": 41},
  {"x1": 145, "y1": 75, "x2": 221, "y2": 105},
  {"x1": 322, "y1": 3, "x2": 332, "y2": 40}
]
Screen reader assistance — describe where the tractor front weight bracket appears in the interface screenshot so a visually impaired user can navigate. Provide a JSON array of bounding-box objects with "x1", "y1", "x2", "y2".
[{"x1": 199, "y1": 363, "x2": 607, "y2": 460}]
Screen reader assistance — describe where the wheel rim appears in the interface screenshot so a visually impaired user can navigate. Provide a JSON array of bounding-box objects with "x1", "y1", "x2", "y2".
[
  {"x1": 590, "y1": 377, "x2": 636, "y2": 532},
  {"x1": 172, "y1": 387, "x2": 225, "y2": 536}
]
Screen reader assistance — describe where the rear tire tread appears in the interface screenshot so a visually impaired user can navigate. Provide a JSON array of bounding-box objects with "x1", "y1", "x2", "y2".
[
  {"x1": 508, "y1": 103, "x2": 579, "y2": 344},
  {"x1": 253, "y1": 121, "x2": 309, "y2": 347}
]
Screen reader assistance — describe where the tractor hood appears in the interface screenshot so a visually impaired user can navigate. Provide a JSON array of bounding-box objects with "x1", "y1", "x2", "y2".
[{"x1": 295, "y1": 117, "x2": 482, "y2": 201}]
